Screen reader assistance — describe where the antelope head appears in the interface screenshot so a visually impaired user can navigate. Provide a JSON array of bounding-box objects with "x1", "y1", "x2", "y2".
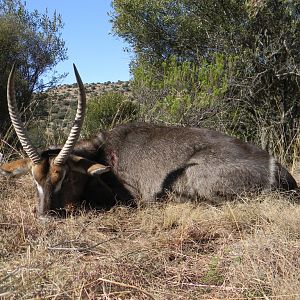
[{"x1": 1, "y1": 64, "x2": 110, "y2": 216}]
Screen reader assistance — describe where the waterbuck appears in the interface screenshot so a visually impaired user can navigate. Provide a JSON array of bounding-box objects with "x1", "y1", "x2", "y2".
[{"x1": 0, "y1": 65, "x2": 298, "y2": 216}]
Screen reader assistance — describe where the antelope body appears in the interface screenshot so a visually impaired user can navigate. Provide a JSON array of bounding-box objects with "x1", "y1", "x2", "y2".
[{"x1": 1, "y1": 65, "x2": 298, "y2": 216}]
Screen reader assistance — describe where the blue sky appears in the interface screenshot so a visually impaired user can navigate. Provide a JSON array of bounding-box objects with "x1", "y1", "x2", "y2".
[{"x1": 25, "y1": 0, "x2": 132, "y2": 84}]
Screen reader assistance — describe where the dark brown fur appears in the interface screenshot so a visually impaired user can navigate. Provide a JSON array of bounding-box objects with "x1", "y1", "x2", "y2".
[{"x1": 72, "y1": 122, "x2": 297, "y2": 206}]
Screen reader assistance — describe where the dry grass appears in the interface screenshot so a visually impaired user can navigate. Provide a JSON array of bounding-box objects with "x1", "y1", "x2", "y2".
[{"x1": 1, "y1": 176, "x2": 300, "y2": 299}]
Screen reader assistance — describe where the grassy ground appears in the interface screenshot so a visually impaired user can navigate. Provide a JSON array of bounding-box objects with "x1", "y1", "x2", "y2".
[{"x1": 0, "y1": 175, "x2": 300, "y2": 299}]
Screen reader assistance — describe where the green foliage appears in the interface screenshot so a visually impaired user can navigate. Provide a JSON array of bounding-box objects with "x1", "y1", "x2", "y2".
[
  {"x1": 112, "y1": 0, "x2": 300, "y2": 162},
  {"x1": 0, "y1": 0, "x2": 67, "y2": 136},
  {"x1": 202, "y1": 256, "x2": 224, "y2": 285},
  {"x1": 111, "y1": 0, "x2": 245, "y2": 64},
  {"x1": 83, "y1": 92, "x2": 138, "y2": 136},
  {"x1": 133, "y1": 55, "x2": 231, "y2": 124}
]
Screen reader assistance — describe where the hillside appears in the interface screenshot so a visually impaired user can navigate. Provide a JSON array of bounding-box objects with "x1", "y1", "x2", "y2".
[
  {"x1": 37, "y1": 80, "x2": 131, "y2": 117},
  {"x1": 29, "y1": 80, "x2": 132, "y2": 145},
  {"x1": 47, "y1": 80, "x2": 131, "y2": 101}
]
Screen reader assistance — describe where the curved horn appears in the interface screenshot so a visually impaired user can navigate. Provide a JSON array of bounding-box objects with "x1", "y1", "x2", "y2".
[
  {"x1": 54, "y1": 64, "x2": 86, "y2": 165},
  {"x1": 7, "y1": 64, "x2": 41, "y2": 164}
]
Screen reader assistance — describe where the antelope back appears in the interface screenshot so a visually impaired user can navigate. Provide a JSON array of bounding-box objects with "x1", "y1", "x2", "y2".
[{"x1": 101, "y1": 123, "x2": 298, "y2": 203}]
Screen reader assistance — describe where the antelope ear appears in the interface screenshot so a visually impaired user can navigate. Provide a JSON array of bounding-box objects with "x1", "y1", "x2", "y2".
[
  {"x1": 0, "y1": 158, "x2": 32, "y2": 178},
  {"x1": 68, "y1": 155, "x2": 111, "y2": 176}
]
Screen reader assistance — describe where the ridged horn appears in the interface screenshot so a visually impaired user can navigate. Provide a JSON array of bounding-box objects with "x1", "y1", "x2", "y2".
[
  {"x1": 7, "y1": 64, "x2": 41, "y2": 164},
  {"x1": 54, "y1": 64, "x2": 86, "y2": 165}
]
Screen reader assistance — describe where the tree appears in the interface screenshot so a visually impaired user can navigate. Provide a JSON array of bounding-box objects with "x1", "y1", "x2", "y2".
[
  {"x1": 111, "y1": 0, "x2": 300, "y2": 162},
  {"x1": 111, "y1": 0, "x2": 246, "y2": 64},
  {"x1": 0, "y1": 0, "x2": 67, "y2": 134}
]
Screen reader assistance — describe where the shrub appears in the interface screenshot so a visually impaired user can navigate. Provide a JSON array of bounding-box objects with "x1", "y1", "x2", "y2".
[
  {"x1": 83, "y1": 92, "x2": 139, "y2": 136},
  {"x1": 132, "y1": 54, "x2": 231, "y2": 125}
]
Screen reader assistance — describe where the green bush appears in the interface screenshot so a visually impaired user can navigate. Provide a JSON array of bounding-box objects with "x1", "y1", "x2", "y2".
[
  {"x1": 83, "y1": 92, "x2": 139, "y2": 136},
  {"x1": 132, "y1": 55, "x2": 231, "y2": 125}
]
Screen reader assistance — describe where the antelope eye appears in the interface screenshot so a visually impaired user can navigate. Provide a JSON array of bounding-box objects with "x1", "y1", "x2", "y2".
[{"x1": 53, "y1": 170, "x2": 61, "y2": 180}]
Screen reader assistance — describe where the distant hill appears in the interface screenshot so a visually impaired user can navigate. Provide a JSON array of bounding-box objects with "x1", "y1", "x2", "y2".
[
  {"x1": 31, "y1": 80, "x2": 132, "y2": 141},
  {"x1": 43, "y1": 79, "x2": 131, "y2": 107}
]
